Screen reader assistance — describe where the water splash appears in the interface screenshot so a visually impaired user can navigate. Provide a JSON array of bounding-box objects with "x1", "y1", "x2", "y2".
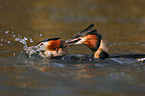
[
  {"x1": 15, "y1": 36, "x2": 28, "y2": 51},
  {"x1": 1, "y1": 29, "x2": 45, "y2": 58},
  {"x1": 13, "y1": 34, "x2": 36, "y2": 56},
  {"x1": 1, "y1": 29, "x2": 35, "y2": 56},
  {"x1": 13, "y1": 33, "x2": 46, "y2": 58}
]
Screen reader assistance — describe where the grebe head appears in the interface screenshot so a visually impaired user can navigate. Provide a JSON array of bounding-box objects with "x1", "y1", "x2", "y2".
[
  {"x1": 66, "y1": 24, "x2": 109, "y2": 60},
  {"x1": 25, "y1": 37, "x2": 67, "y2": 59}
]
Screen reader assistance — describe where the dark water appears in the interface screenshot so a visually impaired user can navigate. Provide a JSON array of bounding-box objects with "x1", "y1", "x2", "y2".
[{"x1": 0, "y1": 0, "x2": 145, "y2": 96}]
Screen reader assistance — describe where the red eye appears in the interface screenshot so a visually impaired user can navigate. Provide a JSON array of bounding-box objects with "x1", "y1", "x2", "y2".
[{"x1": 40, "y1": 43, "x2": 43, "y2": 45}]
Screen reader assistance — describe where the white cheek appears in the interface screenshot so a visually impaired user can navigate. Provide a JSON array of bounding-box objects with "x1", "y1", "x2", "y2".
[
  {"x1": 75, "y1": 37, "x2": 86, "y2": 44},
  {"x1": 44, "y1": 42, "x2": 48, "y2": 46},
  {"x1": 43, "y1": 42, "x2": 49, "y2": 50},
  {"x1": 75, "y1": 40, "x2": 83, "y2": 44}
]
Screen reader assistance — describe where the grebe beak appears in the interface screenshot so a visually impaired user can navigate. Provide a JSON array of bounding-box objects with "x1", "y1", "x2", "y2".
[
  {"x1": 66, "y1": 24, "x2": 96, "y2": 46},
  {"x1": 65, "y1": 31, "x2": 101, "y2": 51},
  {"x1": 65, "y1": 37, "x2": 81, "y2": 46}
]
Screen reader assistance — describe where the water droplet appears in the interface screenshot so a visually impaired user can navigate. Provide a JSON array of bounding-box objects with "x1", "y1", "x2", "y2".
[
  {"x1": 13, "y1": 53, "x2": 15, "y2": 56},
  {"x1": 0, "y1": 44, "x2": 3, "y2": 46},
  {"x1": 1, "y1": 39, "x2": 3, "y2": 41},
  {"x1": 40, "y1": 34, "x2": 42, "y2": 36},
  {"x1": 5, "y1": 31, "x2": 9, "y2": 34},
  {"x1": 7, "y1": 41, "x2": 11, "y2": 43},
  {"x1": 13, "y1": 35, "x2": 15, "y2": 37},
  {"x1": 15, "y1": 38, "x2": 20, "y2": 41},
  {"x1": 30, "y1": 38, "x2": 33, "y2": 42},
  {"x1": 24, "y1": 37, "x2": 28, "y2": 40},
  {"x1": 18, "y1": 34, "x2": 22, "y2": 38}
]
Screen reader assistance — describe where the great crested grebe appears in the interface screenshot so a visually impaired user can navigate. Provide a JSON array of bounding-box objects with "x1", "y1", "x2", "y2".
[
  {"x1": 64, "y1": 24, "x2": 145, "y2": 63},
  {"x1": 64, "y1": 24, "x2": 109, "y2": 60},
  {"x1": 25, "y1": 37, "x2": 67, "y2": 59}
]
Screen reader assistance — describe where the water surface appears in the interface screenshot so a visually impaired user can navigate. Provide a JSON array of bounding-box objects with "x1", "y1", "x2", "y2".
[{"x1": 0, "y1": 0, "x2": 145, "y2": 96}]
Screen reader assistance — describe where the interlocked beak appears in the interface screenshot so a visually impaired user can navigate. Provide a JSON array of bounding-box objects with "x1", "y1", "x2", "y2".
[
  {"x1": 65, "y1": 24, "x2": 97, "y2": 47},
  {"x1": 65, "y1": 37, "x2": 81, "y2": 46}
]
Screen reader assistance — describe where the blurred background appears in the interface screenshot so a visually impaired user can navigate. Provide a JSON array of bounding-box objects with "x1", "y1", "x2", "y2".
[
  {"x1": 1, "y1": 0, "x2": 145, "y2": 56},
  {"x1": 0, "y1": 0, "x2": 145, "y2": 96}
]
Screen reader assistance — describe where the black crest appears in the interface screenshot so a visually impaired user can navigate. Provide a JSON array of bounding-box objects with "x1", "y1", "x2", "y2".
[{"x1": 36, "y1": 37, "x2": 60, "y2": 45}]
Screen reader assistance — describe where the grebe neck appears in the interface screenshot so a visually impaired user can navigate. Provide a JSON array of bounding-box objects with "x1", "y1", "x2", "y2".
[{"x1": 94, "y1": 37, "x2": 109, "y2": 60}]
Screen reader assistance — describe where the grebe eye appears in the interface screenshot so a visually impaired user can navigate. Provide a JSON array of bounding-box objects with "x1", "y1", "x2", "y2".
[{"x1": 40, "y1": 43, "x2": 43, "y2": 45}]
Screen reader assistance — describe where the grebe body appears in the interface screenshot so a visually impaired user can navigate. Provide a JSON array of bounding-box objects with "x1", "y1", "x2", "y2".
[{"x1": 25, "y1": 37, "x2": 67, "y2": 59}]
